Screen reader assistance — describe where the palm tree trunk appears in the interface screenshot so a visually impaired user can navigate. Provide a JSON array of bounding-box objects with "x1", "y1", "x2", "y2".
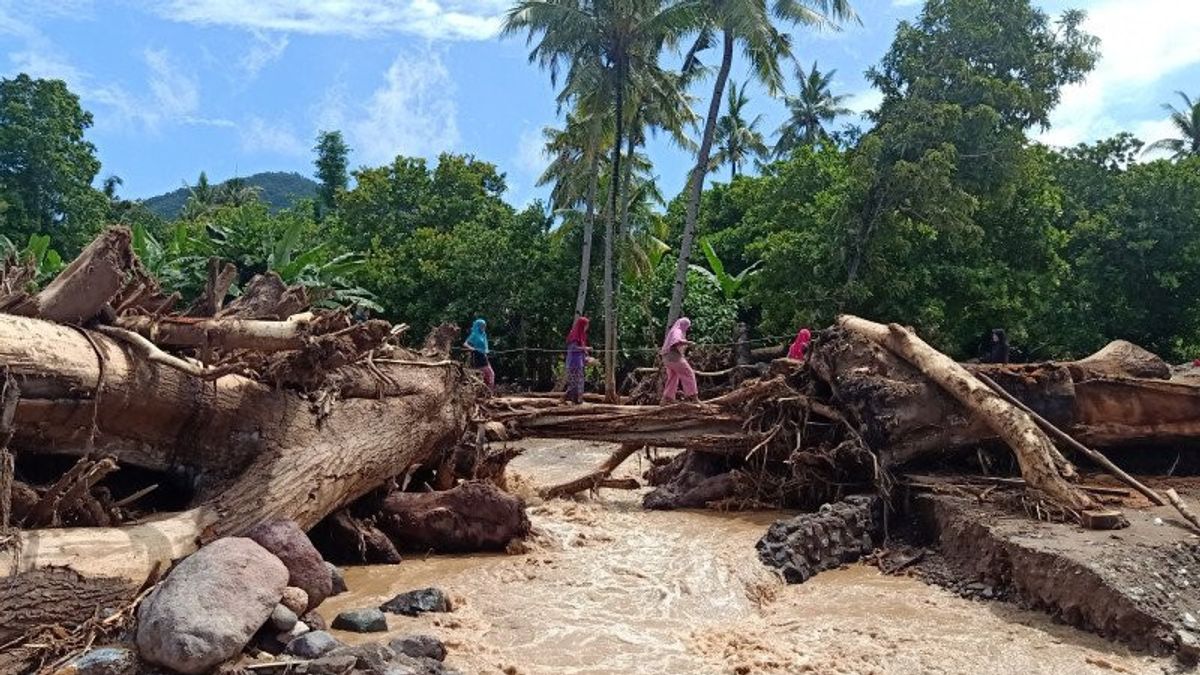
[
  {"x1": 604, "y1": 73, "x2": 626, "y2": 403},
  {"x1": 667, "y1": 29, "x2": 734, "y2": 327},
  {"x1": 574, "y1": 149, "x2": 601, "y2": 316}
]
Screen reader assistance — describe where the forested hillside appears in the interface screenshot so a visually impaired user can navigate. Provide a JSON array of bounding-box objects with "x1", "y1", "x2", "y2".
[{"x1": 142, "y1": 172, "x2": 318, "y2": 219}]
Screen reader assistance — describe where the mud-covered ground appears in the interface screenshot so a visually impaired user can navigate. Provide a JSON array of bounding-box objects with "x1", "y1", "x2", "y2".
[{"x1": 318, "y1": 440, "x2": 1177, "y2": 674}]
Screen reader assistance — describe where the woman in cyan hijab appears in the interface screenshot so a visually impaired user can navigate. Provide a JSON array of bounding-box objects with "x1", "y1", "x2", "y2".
[{"x1": 464, "y1": 318, "x2": 495, "y2": 392}]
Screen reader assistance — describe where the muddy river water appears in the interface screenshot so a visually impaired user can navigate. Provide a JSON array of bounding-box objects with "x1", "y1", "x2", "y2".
[{"x1": 320, "y1": 440, "x2": 1172, "y2": 674}]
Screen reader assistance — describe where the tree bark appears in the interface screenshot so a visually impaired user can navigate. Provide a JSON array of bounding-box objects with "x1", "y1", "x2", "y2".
[
  {"x1": 603, "y1": 66, "x2": 625, "y2": 403},
  {"x1": 10, "y1": 226, "x2": 133, "y2": 324},
  {"x1": 574, "y1": 147, "x2": 601, "y2": 316},
  {"x1": 114, "y1": 312, "x2": 326, "y2": 352},
  {"x1": 667, "y1": 29, "x2": 734, "y2": 327},
  {"x1": 837, "y1": 315, "x2": 1098, "y2": 516}
]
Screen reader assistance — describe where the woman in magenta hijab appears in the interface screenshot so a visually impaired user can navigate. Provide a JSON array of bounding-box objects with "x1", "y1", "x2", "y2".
[
  {"x1": 787, "y1": 328, "x2": 811, "y2": 360},
  {"x1": 660, "y1": 317, "x2": 699, "y2": 404}
]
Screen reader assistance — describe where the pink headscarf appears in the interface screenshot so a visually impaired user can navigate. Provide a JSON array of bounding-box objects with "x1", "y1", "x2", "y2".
[
  {"x1": 660, "y1": 317, "x2": 691, "y2": 355},
  {"x1": 787, "y1": 328, "x2": 811, "y2": 360}
]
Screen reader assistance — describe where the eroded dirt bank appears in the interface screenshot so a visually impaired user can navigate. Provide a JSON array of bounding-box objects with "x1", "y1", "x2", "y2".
[
  {"x1": 318, "y1": 440, "x2": 1174, "y2": 674},
  {"x1": 912, "y1": 489, "x2": 1200, "y2": 656}
]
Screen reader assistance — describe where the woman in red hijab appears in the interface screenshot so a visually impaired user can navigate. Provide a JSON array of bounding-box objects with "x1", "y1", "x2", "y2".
[
  {"x1": 787, "y1": 328, "x2": 811, "y2": 361},
  {"x1": 563, "y1": 316, "x2": 591, "y2": 404}
]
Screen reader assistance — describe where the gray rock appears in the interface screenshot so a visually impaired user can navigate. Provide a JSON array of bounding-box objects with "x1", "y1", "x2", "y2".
[
  {"x1": 389, "y1": 634, "x2": 447, "y2": 662},
  {"x1": 382, "y1": 654, "x2": 463, "y2": 675},
  {"x1": 58, "y1": 646, "x2": 139, "y2": 675},
  {"x1": 327, "y1": 561, "x2": 349, "y2": 595},
  {"x1": 1178, "y1": 629, "x2": 1200, "y2": 665},
  {"x1": 136, "y1": 537, "x2": 288, "y2": 674},
  {"x1": 380, "y1": 588, "x2": 450, "y2": 617},
  {"x1": 332, "y1": 608, "x2": 388, "y2": 633},
  {"x1": 281, "y1": 586, "x2": 310, "y2": 615},
  {"x1": 276, "y1": 620, "x2": 310, "y2": 644},
  {"x1": 247, "y1": 519, "x2": 333, "y2": 611},
  {"x1": 328, "y1": 642, "x2": 396, "y2": 672},
  {"x1": 285, "y1": 630, "x2": 343, "y2": 659},
  {"x1": 303, "y1": 653, "x2": 358, "y2": 675},
  {"x1": 270, "y1": 603, "x2": 298, "y2": 632}
]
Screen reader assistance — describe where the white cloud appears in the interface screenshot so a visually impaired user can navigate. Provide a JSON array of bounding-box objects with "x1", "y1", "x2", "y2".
[
  {"x1": 143, "y1": 0, "x2": 506, "y2": 41},
  {"x1": 514, "y1": 125, "x2": 550, "y2": 176},
  {"x1": 144, "y1": 48, "x2": 198, "y2": 118},
  {"x1": 845, "y1": 87, "x2": 883, "y2": 115},
  {"x1": 1041, "y1": 0, "x2": 1200, "y2": 147},
  {"x1": 319, "y1": 49, "x2": 460, "y2": 165},
  {"x1": 1132, "y1": 116, "x2": 1181, "y2": 161},
  {"x1": 240, "y1": 31, "x2": 289, "y2": 81},
  {"x1": 240, "y1": 117, "x2": 307, "y2": 156}
]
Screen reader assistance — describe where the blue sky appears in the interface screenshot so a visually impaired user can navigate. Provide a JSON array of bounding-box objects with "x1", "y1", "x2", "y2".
[{"x1": 2, "y1": 0, "x2": 1198, "y2": 205}]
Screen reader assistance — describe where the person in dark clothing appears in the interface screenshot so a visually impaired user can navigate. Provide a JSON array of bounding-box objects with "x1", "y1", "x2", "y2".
[{"x1": 987, "y1": 328, "x2": 1010, "y2": 363}]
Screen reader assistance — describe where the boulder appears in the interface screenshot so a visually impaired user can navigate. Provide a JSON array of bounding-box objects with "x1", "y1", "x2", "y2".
[
  {"x1": 284, "y1": 630, "x2": 343, "y2": 659},
  {"x1": 269, "y1": 604, "x2": 298, "y2": 632},
  {"x1": 136, "y1": 537, "x2": 288, "y2": 674},
  {"x1": 281, "y1": 586, "x2": 310, "y2": 615},
  {"x1": 327, "y1": 561, "x2": 349, "y2": 595},
  {"x1": 53, "y1": 646, "x2": 139, "y2": 675},
  {"x1": 304, "y1": 653, "x2": 358, "y2": 675},
  {"x1": 383, "y1": 654, "x2": 463, "y2": 675},
  {"x1": 332, "y1": 608, "x2": 388, "y2": 633},
  {"x1": 380, "y1": 588, "x2": 450, "y2": 617},
  {"x1": 247, "y1": 519, "x2": 333, "y2": 610},
  {"x1": 328, "y1": 642, "x2": 396, "y2": 672},
  {"x1": 389, "y1": 635, "x2": 447, "y2": 662}
]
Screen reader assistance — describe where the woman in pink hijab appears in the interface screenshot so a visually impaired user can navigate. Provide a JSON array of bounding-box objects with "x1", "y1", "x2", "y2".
[
  {"x1": 660, "y1": 317, "x2": 699, "y2": 404},
  {"x1": 788, "y1": 328, "x2": 811, "y2": 360}
]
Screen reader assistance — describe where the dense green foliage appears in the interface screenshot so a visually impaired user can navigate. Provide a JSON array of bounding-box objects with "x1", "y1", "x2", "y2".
[
  {"x1": 142, "y1": 171, "x2": 318, "y2": 219},
  {"x1": 4, "y1": 0, "x2": 1200, "y2": 387},
  {"x1": 0, "y1": 74, "x2": 105, "y2": 252}
]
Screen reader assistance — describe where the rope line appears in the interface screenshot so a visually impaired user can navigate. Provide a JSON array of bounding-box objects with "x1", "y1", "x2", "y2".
[{"x1": 455, "y1": 333, "x2": 796, "y2": 357}]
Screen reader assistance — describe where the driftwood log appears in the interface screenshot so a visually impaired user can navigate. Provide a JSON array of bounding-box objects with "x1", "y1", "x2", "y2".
[{"x1": 0, "y1": 228, "x2": 475, "y2": 657}]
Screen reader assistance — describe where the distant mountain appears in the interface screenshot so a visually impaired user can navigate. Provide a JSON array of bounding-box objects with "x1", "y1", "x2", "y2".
[{"x1": 142, "y1": 171, "x2": 319, "y2": 219}]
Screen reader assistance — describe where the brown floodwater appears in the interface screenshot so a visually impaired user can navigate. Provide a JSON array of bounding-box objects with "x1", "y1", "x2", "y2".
[{"x1": 318, "y1": 440, "x2": 1172, "y2": 674}]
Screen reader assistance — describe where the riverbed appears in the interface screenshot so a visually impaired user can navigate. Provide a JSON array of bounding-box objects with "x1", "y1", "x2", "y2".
[{"x1": 319, "y1": 440, "x2": 1172, "y2": 674}]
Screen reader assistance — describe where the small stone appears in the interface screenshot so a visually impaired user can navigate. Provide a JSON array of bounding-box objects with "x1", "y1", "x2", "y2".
[
  {"x1": 53, "y1": 646, "x2": 139, "y2": 675},
  {"x1": 332, "y1": 608, "x2": 389, "y2": 633},
  {"x1": 1184, "y1": 612, "x2": 1198, "y2": 628},
  {"x1": 304, "y1": 653, "x2": 359, "y2": 675},
  {"x1": 281, "y1": 586, "x2": 309, "y2": 615},
  {"x1": 301, "y1": 610, "x2": 328, "y2": 632},
  {"x1": 1178, "y1": 630, "x2": 1200, "y2": 665},
  {"x1": 389, "y1": 635, "x2": 448, "y2": 662},
  {"x1": 276, "y1": 620, "x2": 310, "y2": 644},
  {"x1": 270, "y1": 604, "x2": 298, "y2": 632},
  {"x1": 327, "y1": 562, "x2": 349, "y2": 595},
  {"x1": 1154, "y1": 517, "x2": 1165, "y2": 526},
  {"x1": 380, "y1": 588, "x2": 451, "y2": 617},
  {"x1": 284, "y1": 630, "x2": 343, "y2": 659}
]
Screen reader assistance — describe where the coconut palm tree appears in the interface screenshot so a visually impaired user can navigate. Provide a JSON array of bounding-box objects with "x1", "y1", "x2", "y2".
[
  {"x1": 538, "y1": 112, "x2": 607, "y2": 315},
  {"x1": 666, "y1": 0, "x2": 857, "y2": 327},
  {"x1": 1145, "y1": 91, "x2": 1200, "y2": 160},
  {"x1": 774, "y1": 61, "x2": 851, "y2": 156},
  {"x1": 711, "y1": 81, "x2": 769, "y2": 180},
  {"x1": 505, "y1": 0, "x2": 701, "y2": 400}
]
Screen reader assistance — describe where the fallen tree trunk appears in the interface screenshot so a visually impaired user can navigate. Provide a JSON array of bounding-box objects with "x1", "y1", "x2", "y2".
[
  {"x1": 837, "y1": 316, "x2": 1099, "y2": 517},
  {"x1": 9, "y1": 227, "x2": 133, "y2": 324},
  {"x1": 114, "y1": 312, "x2": 326, "y2": 352}
]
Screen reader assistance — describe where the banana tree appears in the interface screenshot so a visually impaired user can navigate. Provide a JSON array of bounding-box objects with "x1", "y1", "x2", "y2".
[{"x1": 689, "y1": 236, "x2": 759, "y2": 302}]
